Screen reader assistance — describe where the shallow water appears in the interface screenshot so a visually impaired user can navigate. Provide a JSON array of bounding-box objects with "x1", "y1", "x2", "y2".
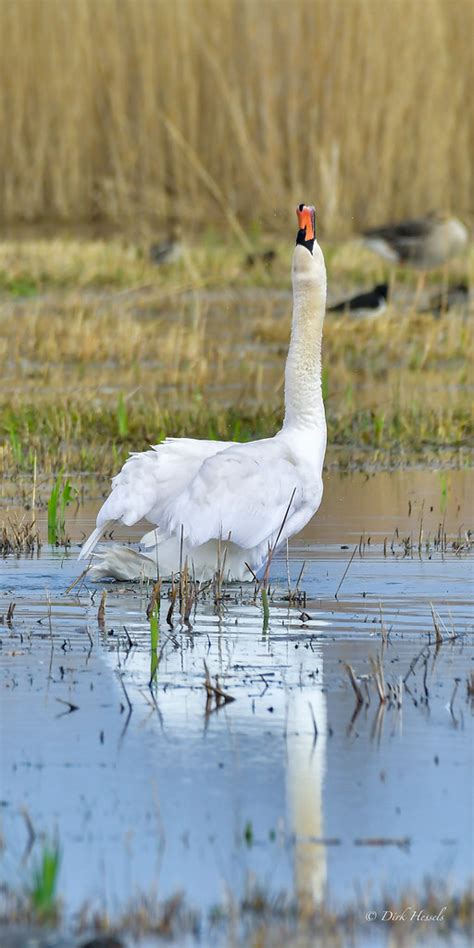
[{"x1": 1, "y1": 470, "x2": 473, "y2": 945}]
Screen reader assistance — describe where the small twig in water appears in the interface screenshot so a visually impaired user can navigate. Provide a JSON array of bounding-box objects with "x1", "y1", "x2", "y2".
[
  {"x1": 64, "y1": 566, "x2": 91, "y2": 595},
  {"x1": 203, "y1": 659, "x2": 235, "y2": 713},
  {"x1": 97, "y1": 590, "x2": 107, "y2": 628},
  {"x1": 430, "y1": 602, "x2": 443, "y2": 646},
  {"x1": 20, "y1": 807, "x2": 36, "y2": 864},
  {"x1": 259, "y1": 487, "x2": 297, "y2": 591},
  {"x1": 335, "y1": 546, "x2": 357, "y2": 600},
  {"x1": 146, "y1": 579, "x2": 162, "y2": 620},
  {"x1": 370, "y1": 653, "x2": 386, "y2": 704},
  {"x1": 344, "y1": 663, "x2": 364, "y2": 706},
  {"x1": 55, "y1": 698, "x2": 79, "y2": 714},
  {"x1": 308, "y1": 702, "x2": 318, "y2": 742},
  {"x1": 449, "y1": 678, "x2": 461, "y2": 715},
  {"x1": 116, "y1": 670, "x2": 133, "y2": 714}
]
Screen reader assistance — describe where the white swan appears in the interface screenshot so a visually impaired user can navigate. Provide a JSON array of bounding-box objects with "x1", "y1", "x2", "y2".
[{"x1": 79, "y1": 204, "x2": 327, "y2": 581}]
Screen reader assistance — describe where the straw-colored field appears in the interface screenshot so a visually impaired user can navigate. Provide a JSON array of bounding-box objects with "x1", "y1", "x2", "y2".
[
  {"x1": 0, "y1": 0, "x2": 471, "y2": 233},
  {"x1": 0, "y1": 237, "x2": 472, "y2": 491}
]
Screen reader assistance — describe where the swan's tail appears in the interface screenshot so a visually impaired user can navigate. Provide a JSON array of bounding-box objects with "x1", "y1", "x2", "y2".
[
  {"x1": 78, "y1": 520, "x2": 113, "y2": 561},
  {"x1": 87, "y1": 543, "x2": 159, "y2": 581}
]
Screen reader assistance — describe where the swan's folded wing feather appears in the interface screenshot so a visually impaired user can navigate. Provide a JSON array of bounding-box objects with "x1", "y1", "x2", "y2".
[
  {"x1": 161, "y1": 441, "x2": 304, "y2": 550},
  {"x1": 96, "y1": 438, "x2": 234, "y2": 528}
]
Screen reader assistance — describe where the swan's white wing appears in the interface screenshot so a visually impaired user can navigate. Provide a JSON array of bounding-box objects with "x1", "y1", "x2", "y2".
[
  {"x1": 160, "y1": 438, "x2": 310, "y2": 550},
  {"x1": 78, "y1": 437, "x2": 234, "y2": 559},
  {"x1": 100, "y1": 437, "x2": 235, "y2": 526}
]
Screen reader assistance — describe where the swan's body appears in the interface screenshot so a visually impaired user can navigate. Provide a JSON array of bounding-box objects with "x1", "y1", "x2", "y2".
[{"x1": 79, "y1": 205, "x2": 327, "y2": 581}]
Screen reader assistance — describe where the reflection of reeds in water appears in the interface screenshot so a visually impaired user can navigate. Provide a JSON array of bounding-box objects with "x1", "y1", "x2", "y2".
[{"x1": 0, "y1": 0, "x2": 471, "y2": 231}]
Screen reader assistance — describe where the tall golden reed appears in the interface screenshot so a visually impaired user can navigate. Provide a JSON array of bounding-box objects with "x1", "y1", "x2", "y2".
[{"x1": 0, "y1": 0, "x2": 471, "y2": 235}]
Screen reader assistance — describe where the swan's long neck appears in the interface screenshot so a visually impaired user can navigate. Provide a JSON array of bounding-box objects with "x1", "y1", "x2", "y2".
[{"x1": 283, "y1": 242, "x2": 327, "y2": 429}]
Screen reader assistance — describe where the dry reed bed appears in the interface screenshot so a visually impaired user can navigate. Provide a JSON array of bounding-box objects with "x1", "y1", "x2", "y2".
[{"x1": 0, "y1": 0, "x2": 472, "y2": 232}]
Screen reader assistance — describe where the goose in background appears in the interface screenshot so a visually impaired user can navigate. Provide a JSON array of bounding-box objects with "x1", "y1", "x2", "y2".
[
  {"x1": 362, "y1": 212, "x2": 468, "y2": 300},
  {"x1": 328, "y1": 282, "x2": 388, "y2": 316},
  {"x1": 79, "y1": 204, "x2": 328, "y2": 582},
  {"x1": 363, "y1": 212, "x2": 468, "y2": 268}
]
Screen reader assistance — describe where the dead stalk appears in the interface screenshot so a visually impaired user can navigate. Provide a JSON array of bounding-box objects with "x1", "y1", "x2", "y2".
[{"x1": 344, "y1": 663, "x2": 364, "y2": 706}]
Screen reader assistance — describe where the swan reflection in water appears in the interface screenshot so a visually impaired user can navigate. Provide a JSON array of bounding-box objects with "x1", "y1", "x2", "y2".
[{"x1": 287, "y1": 655, "x2": 327, "y2": 915}]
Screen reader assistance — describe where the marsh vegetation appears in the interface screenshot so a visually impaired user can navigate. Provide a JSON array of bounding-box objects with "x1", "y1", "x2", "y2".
[{"x1": 0, "y1": 238, "x2": 472, "y2": 491}]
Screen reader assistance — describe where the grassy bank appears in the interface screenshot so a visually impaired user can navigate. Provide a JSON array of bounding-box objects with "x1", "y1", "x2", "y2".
[
  {"x1": 0, "y1": 0, "x2": 471, "y2": 233},
  {"x1": 0, "y1": 238, "x2": 471, "y2": 487},
  {"x1": 1, "y1": 401, "x2": 472, "y2": 487}
]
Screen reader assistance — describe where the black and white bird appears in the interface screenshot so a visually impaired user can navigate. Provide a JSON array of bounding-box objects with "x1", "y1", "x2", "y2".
[{"x1": 328, "y1": 283, "x2": 389, "y2": 316}]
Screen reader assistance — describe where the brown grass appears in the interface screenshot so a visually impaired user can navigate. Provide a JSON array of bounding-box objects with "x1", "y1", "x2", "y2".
[
  {"x1": 1, "y1": 268, "x2": 471, "y2": 408},
  {"x1": 0, "y1": 272, "x2": 471, "y2": 483},
  {"x1": 0, "y1": 0, "x2": 472, "y2": 234}
]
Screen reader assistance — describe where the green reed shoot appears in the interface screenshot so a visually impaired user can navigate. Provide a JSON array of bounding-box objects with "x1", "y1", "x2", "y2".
[
  {"x1": 261, "y1": 587, "x2": 270, "y2": 633},
  {"x1": 6, "y1": 419, "x2": 22, "y2": 466},
  {"x1": 47, "y1": 474, "x2": 75, "y2": 545},
  {"x1": 117, "y1": 392, "x2": 128, "y2": 437},
  {"x1": 29, "y1": 839, "x2": 61, "y2": 921},
  {"x1": 244, "y1": 820, "x2": 254, "y2": 847},
  {"x1": 373, "y1": 411, "x2": 385, "y2": 445},
  {"x1": 149, "y1": 603, "x2": 160, "y2": 687},
  {"x1": 440, "y1": 472, "x2": 448, "y2": 513}
]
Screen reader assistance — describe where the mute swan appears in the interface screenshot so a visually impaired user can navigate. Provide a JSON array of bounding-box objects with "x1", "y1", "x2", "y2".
[
  {"x1": 79, "y1": 204, "x2": 327, "y2": 582},
  {"x1": 362, "y1": 212, "x2": 468, "y2": 269},
  {"x1": 328, "y1": 282, "x2": 388, "y2": 316}
]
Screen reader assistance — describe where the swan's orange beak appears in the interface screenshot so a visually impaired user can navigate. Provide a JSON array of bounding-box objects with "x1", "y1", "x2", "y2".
[{"x1": 296, "y1": 204, "x2": 315, "y2": 241}]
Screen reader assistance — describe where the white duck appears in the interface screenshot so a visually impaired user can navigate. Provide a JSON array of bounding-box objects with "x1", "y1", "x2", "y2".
[{"x1": 79, "y1": 204, "x2": 327, "y2": 581}]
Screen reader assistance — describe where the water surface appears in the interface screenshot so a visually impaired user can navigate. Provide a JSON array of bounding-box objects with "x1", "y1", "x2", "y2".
[{"x1": 1, "y1": 470, "x2": 472, "y2": 945}]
